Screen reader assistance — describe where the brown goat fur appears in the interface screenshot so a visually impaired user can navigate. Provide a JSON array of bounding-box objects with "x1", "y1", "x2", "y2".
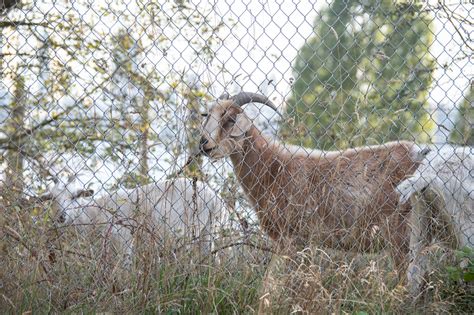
[{"x1": 201, "y1": 98, "x2": 422, "y2": 271}]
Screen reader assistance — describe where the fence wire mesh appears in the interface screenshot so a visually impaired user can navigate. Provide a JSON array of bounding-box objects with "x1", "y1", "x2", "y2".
[{"x1": 0, "y1": 0, "x2": 472, "y2": 313}]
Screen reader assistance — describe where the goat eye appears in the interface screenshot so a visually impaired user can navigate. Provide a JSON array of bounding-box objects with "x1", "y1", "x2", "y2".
[
  {"x1": 200, "y1": 113, "x2": 208, "y2": 117},
  {"x1": 223, "y1": 117, "x2": 236, "y2": 128}
]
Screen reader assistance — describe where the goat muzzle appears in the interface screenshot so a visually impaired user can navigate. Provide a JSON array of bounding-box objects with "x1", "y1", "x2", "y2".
[{"x1": 199, "y1": 137, "x2": 215, "y2": 155}]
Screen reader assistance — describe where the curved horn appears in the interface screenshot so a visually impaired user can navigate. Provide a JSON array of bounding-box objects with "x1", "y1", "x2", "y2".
[
  {"x1": 231, "y1": 92, "x2": 280, "y2": 113},
  {"x1": 218, "y1": 92, "x2": 230, "y2": 100}
]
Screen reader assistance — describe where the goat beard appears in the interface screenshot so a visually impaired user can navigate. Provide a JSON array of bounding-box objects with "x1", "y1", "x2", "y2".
[{"x1": 224, "y1": 137, "x2": 249, "y2": 157}]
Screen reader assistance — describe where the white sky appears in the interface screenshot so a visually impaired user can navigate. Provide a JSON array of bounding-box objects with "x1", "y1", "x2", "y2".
[
  {"x1": 195, "y1": 0, "x2": 320, "y2": 102},
  {"x1": 424, "y1": 1, "x2": 472, "y2": 143}
]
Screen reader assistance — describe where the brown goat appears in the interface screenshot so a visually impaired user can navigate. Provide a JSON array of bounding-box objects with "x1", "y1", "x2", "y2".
[{"x1": 200, "y1": 92, "x2": 423, "y2": 271}]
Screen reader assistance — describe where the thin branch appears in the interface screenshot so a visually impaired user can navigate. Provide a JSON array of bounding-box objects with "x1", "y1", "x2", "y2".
[
  {"x1": 27, "y1": 26, "x2": 79, "y2": 59},
  {"x1": 0, "y1": 53, "x2": 36, "y2": 58},
  {"x1": 210, "y1": 240, "x2": 276, "y2": 256},
  {"x1": 0, "y1": 115, "x2": 61, "y2": 146},
  {"x1": 439, "y1": 3, "x2": 473, "y2": 52},
  {"x1": 0, "y1": 21, "x2": 49, "y2": 28},
  {"x1": 450, "y1": 10, "x2": 474, "y2": 26},
  {"x1": 0, "y1": 57, "x2": 134, "y2": 147}
]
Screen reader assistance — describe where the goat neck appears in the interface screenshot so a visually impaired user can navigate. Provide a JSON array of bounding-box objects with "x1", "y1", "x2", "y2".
[
  {"x1": 230, "y1": 126, "x2": 273, "y2": 197},
  {"x1": 229, "y1": 125, "x2": 294, "y2": 240}
]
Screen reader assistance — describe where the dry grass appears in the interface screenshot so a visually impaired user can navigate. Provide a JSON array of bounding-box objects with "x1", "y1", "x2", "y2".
[
  {"x1": 1, "y1": 204, "x2": 472, "y2": 314},
  {"x1": 260, "y1": 247, "x2": 472, "y2": 314},
  {"x1": 0, "y1": 204, "x2": 269, "y2": 313}
]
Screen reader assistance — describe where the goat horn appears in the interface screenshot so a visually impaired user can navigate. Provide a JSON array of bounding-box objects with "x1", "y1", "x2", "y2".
[
  {"x1": 72, "y1": 189, "x2": 94, "y2": 200},
  {"x1": 230, "y1": 92, "x2": 280, "y2": 114},
  {"x1": 218, "y1": 92, "x2": 230, "y2": 100}
]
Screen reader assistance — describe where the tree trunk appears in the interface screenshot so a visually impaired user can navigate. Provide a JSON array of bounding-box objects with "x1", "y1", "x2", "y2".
[
  {"x1": 4, "y1": 73, "x2": 25, "y2": 203},
  {"x1": 139, "y1": 96, "x2": 150, "y2": 181}
]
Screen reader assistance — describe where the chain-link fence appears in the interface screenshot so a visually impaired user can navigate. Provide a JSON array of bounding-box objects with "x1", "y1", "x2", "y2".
[{"x1": 0, "y1": 0, "x2": 472, "y2": 313}]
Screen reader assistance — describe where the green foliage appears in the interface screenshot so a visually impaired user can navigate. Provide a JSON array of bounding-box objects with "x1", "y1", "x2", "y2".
[
  {"x1": 450, "y1": 88, "x2": 473, "y2": 146},
  {"x1": 283, "y1": 0, "x2": 435, "y2": 149},
  {"x1": 425, "y1": 246, "x2": 474, "y2": 313},
  {"x1": 445, "y1": 247, "x2": 474, "y2": 283}
]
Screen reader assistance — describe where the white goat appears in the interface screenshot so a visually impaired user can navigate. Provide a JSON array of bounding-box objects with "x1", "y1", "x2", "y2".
[
  {"x1": 51, "y1": 177, "x2": 226, "y2": 264},
  {"x1": 397, "y1": 145, "x2": 473, "y2": 296}
]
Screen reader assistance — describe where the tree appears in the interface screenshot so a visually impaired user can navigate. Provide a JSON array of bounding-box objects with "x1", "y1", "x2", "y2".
[
  {"x1": 0, "y1": 0, "x2": 224, "y2": 193},
  {"x1": 3, "y1": 72, "x2": 25, "y2": 201},
  {"x1": 450, "y1": 87, "x2": 473, "y2": 146},
  {"x1": 105, "y1": 29, "x2": 155, "y2": 187},
  {"x1": 102, "y1": 0, "x2": 224, "y2": 187},
  {"x1": 0, "y1": 0, "x2": 100, "y2": 190},
  {"x1": 284, "y1": 0, "x2": 435, "y2": 150}
]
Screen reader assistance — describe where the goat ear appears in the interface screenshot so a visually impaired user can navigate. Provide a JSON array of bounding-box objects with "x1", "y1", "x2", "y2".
[
  {"x1": 72, "y1": 189, "x2": 94, "y2": 199},
  {"x1": 230, "y1": 113, "x2": 251, "y2": 137}
]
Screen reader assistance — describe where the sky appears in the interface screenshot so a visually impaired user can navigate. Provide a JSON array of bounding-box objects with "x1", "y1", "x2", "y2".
[{"x1": 423, "y1": 1, "x2": 472, "y2": 143}]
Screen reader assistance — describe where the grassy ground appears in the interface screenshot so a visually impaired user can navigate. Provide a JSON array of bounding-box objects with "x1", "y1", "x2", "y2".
[{"x1": 1, "y1": 207, "x2": 472, "y2": 314}]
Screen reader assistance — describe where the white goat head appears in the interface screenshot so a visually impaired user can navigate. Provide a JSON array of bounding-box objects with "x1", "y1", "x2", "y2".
[
  {"x1": 199, "y1": 92, "x2": 279, "y2": 159},
  {"x1": 46, "y1": 175, "x2": 94, "y2": 223}
]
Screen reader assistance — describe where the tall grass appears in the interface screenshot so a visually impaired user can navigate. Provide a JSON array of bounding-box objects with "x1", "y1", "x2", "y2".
[{"x1": 1, "y1": 205, "x2": 471, "y2": 313}]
